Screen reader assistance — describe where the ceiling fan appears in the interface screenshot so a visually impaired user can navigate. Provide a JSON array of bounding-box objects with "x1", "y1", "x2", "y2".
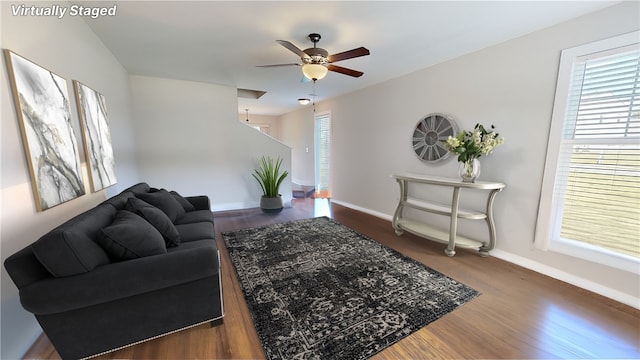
[{"x1": 258, "y1": 33, "x2": 370, "y2": 81}]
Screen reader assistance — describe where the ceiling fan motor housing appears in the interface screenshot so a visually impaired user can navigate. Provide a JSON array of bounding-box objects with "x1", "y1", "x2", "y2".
[
  {"x1": 304, "y1": 33, "x2": 329, "y2": 65},
  {"x1": 303, "y1": 47, "x2": 329, "y2": 65}
]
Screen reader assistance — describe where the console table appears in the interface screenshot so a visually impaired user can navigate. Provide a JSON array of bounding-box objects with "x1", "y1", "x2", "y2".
[{"x1": 391, "y1": 172, "x2": 506, "y2": 257}]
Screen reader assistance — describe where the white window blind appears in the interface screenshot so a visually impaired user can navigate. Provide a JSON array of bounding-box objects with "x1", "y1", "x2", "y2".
[
  {"x1": 536, "y1": 32, "x2": 640, "y2": 271},
  {"x1": 315, "y1": 112, "x2": 331, "y2": 198},
  {"x1": 554, "y1": 46, "x2": 640, "y2": 258}
]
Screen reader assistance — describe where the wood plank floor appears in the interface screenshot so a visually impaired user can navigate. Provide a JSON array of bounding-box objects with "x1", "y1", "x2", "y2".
[{"x1": 23, "y1": 199, "x2": 639, "y2": 359}]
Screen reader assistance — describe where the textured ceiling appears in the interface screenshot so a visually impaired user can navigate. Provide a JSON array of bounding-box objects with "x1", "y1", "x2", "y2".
[{"x1": 81, "y1": 1, "x2": 619, "y2": 116}]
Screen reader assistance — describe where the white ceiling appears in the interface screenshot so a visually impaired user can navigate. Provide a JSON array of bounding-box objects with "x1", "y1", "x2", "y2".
[{"x1": 82, "y1": 1, "x2": 619, "y2": 116}]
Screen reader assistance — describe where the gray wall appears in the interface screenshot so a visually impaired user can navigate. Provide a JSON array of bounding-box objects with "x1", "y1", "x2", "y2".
[
  {"x1": 1, "y1": 1, "x2": 638, "y2": 358},
  {"x1": 284, "y1": 2, "x2": 640, "y2": 307},
  {"x1": 280, "y1": 107, "x2": 316, "y2": 186},
  {"x1": 129, "y1": 75, "x2": 292, "y2": 211},
  {"x1": 1, "y1": 4, "x2": 292, "y2": 358},
  {"x1": 1, "y1": 1, "x2": 139, "y2": 358}
]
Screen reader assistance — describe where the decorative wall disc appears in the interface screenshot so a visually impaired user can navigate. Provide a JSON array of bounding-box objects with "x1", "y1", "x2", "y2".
[{"x1": 412, "y1": 113, "x2": 458, "y2": 162}]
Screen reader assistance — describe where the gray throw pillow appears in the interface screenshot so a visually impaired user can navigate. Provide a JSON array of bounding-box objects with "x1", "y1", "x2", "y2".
[
  {"x1": 170, "y1": 190, "x2": 196, "y2": 212},
  {"x1": 99, "y1": 210, "x2": 167, "y2": 261},
  {"x1": 125, "y1": 197, "x2": 181, "y2": 247},
  {"x1": 137, "y1": 189, "x2": 186, "y2": 222}
]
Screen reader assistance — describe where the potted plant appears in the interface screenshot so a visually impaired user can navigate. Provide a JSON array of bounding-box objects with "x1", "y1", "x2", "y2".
[{"x1": 252, "y1": 156, "x2": 289, "y2": 213}]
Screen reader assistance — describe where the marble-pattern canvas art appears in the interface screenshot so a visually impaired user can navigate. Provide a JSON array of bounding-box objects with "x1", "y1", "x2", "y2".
[
  {"x1": 74, "y1": 81, "x2": 117, "y2": 192},
  {"x1": 5, "y1": 50, "x2": 85, "y2": 211}
]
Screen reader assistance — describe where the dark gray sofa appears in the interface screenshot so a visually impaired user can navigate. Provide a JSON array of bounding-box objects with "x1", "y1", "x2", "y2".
[{"x1": 4, "y1": 183, "x2": 224, "y2": 359}]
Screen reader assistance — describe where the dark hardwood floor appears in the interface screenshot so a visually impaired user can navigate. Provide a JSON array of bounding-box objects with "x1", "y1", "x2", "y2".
[{"x1": 23, "y1": 199, "x2": 639, "y2": 359}]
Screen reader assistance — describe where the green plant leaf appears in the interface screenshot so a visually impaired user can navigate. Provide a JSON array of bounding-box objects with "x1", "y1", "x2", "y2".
[{"x1": 253, "y1": 156, "x2": 289, "y2": 197}]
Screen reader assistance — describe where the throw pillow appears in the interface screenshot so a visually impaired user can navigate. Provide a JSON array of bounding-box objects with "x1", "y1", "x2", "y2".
[
  {"x1": 98, "y1": 210, "x2": 167, "y2": 261},
  {"x1": 170, "y1": 190, "x2": 196, "y2": 212},
  {"x1": 125, "y1": 197, "x2": 181, "y2": 247},
  {"x1": 136, "y1": 189, "x2": 185, "y2": 222}
]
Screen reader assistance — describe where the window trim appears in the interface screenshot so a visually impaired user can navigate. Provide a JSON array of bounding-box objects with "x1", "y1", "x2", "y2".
[{"x1": 534, "y1": 31, "x2": 639, "y2": 273}]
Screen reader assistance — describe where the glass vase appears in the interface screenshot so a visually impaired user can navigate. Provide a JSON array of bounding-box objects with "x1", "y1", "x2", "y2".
[{"x1": 459, "y1": 158, "x2": 481, "y2": 182}]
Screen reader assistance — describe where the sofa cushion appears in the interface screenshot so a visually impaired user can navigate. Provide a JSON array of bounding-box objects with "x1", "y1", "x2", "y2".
[
  {"x1": 101, "y1": 191, "x2": 135, "y2": 210},
  {"x1": 166, "y1": 238, "x2": 217, "y2": 253},
  {"x1": 170, "y1": 191, "x2": 196, "y2": 212},
  {"x1": 136, "y1": 189, "x2": 185, "y2": 222},
  {"x1": 32, "y1": 204, "x2": 115, "y2": 277},
  {"x1": 125, "y1": 198, "x2": 181, "y2": 247},
  {"x1": 98, "y1": 211, "x2": 167, "y2": 261},
  {"x1": 173, "y1": 210, "x2": 214, "y2": 225},
  {"x1": 122, "y1": 182, "x2": 151, "y2": 195},
  {"x1": 19, "y1": 241, "x2": 219, "y2": 315},
  {"x1": 183, "y1": 195, "x2": 210, "y2": 211},
  {"x1": 100, "y1": 183, "x2": 150, "y2": 210},
  {"x1": 175, "y1": 222, "x2": 215, "y2": 243}
]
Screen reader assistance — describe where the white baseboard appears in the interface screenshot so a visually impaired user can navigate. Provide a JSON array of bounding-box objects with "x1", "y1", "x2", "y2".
[
  {"x1": 330, "y1": 199, "x2": 393, "y2": 221},
  {"x1": 490, "y1": 249, "x2": 639, "y2": 309},
  {"x1": 212, "y1": 200, "x2": 294, "y2": 212},
  {"x1": 212, "y1": 202, "x2": 252, "y2": 211},
  {"x1": 331, "y1": 199, "x2": 639, "y2": 309}
]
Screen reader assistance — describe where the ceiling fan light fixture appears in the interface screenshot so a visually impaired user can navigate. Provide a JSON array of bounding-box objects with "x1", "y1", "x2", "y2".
[
  {"x1": 298, "y1": 98, "x2": 311, "y2": 105},
  {"x1": 302, "y1": 63, "x2": 328, "y2": 81}
]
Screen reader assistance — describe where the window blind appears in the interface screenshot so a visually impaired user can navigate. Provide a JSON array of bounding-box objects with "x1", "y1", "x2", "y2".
[
  {"x1": 553, "y1": 48, "x2": 640, "y2": 258},
  {"x1": 315, "y1": 113, "x2": 331, "y2": 198}
]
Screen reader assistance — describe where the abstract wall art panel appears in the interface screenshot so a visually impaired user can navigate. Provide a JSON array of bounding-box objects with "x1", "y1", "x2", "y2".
[
  {"x1": 73, "y1": 81, "x2": 117, "y2": 192},
  {"x1": 4, "y1": 50, "x2": 85, "y2": 211}
]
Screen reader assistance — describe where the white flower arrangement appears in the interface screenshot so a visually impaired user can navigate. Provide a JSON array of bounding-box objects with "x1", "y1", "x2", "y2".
[{"x1": 444, "y1": 123, "x2": 505, "y2": 163}]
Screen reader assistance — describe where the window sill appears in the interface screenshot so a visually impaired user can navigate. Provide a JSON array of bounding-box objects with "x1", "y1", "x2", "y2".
[{"x1": 549, "y1": 238, "x2": 639, "y2": 274}]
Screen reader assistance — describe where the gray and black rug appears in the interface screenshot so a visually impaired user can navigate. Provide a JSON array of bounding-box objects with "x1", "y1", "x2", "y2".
[{"x1": 222, "y1": 216, "x2": 479, "y2": 360}]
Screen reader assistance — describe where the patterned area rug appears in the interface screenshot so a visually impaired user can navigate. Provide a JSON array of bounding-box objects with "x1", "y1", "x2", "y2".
[{"x1": 222, "y1": 217, "x2": 480, "y2": 360}]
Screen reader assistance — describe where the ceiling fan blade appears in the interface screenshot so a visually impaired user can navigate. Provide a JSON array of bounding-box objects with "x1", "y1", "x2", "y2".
[
  {"x1": 327, "y1": 64, "x2": 364, "y2": 78},
  {"x1": 327, "y1": 47, "x2": 370, "y2": 63},
  {"x1": 256, "y1": 63, "x2": 301, "y2": 68},
  {"x1": 276, "y1": 40, "x2": 311, "y2": 60}
]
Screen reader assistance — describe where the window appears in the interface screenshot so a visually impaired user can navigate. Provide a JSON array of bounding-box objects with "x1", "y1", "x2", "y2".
[
  {"x1": 535, "y1": 31, "x2": 639, "y2": 273},
  {"x1": 315, "y1": 112, "x2": 331, "y2": 198}
]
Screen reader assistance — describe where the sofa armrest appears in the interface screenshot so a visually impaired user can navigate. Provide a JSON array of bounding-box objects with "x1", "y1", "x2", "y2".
[
  {"x1": 4, "y1": 245, "x2": 51, "y2": 289},
  {"x1": 186, "y1": 195, "x2": 210, "y2": 211},
  {"x1": 19, "y1": 242, "x2": 219, "y2": 315}
]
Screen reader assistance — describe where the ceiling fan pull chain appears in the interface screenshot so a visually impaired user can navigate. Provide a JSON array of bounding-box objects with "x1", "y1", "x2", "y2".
[{"x1": 313, "y1": 80, "x2": 317, "y2": 112}]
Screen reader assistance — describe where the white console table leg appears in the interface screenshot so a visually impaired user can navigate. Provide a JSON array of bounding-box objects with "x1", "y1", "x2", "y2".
[{"x1": 445, "y1": 187, "x2": 461, "y2": 257}]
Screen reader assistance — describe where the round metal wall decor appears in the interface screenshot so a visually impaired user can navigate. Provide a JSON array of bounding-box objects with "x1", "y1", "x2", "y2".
[{"x1": 412, "y1": 113, "x2": 458, "y2": 162}]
